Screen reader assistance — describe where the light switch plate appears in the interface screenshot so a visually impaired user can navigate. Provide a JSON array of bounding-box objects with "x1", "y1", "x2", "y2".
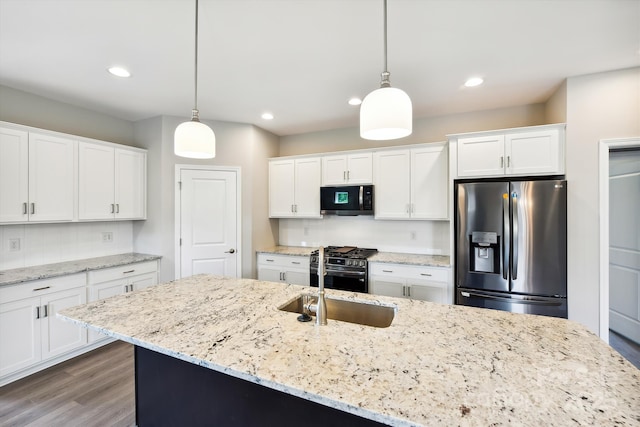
[
  {"x1": 9, "y1": 238, "x2": 21, "y2": 252},
  {"x1": 102, "y1": 232, "x2": 113, "y2": 243}
]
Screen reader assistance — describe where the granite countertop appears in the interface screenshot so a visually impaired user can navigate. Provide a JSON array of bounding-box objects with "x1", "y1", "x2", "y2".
[
  {"x1": 59, "y1": 275, "x2": 638, "y2": 426},
  {"x1": 0, "y1": 253, "x2": 161, "y2": 287},
  {"x1": 257, "y1": 246, "x2": 451, "y2": 267}
]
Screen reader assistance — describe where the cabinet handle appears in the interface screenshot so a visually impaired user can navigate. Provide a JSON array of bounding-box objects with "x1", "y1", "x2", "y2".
[
  {"x1": 294, "y1": 204, "x2": 298, "y2": 213},
  {"x1": 347, "y1": 170, "x2": 350, "y2": 180},
  {"x1": 507, "y1": 156, "x2": 511, "y2": 167},
  {"x1": 343, "y1": 171, "x2": 346, "y2": 181},
  {"x1": 129, "y1": 285, "x2": 134, "y2": 292},
  {"x1": 291, "y1": 261, "x2": 301, "y2": 265},
  {"x1": 111, "y1": 204, "x2": 115, "y2": 213},
  {"x1": 43, "y1": 305, "x2": 48, "y2": 318},
  {"x1": 266, "y1": 259, "x2": 274, "y2": 262},
  {"x1": 402, "y1": 286, "x2": 406, "y2": 297},
  {"x1": 31, "y1": 203, "x2": 35, "y2": 215},
  {"x1": 23, "y1": 202, "x2": 28, "y2": 214},
  {"x1": 420, "y1": 273, "x2": 432, "y2": 277},
  {"x1": 123, "y1": 270, "x2": 135, "y2": 274},
  {"x1": 33, "y1": 286, "x2": 51, "y2": 292},
  {"x1": 382, "y1": 269, "x2": 393, "y2": 273},
  {"x1": 407, "y1": 287, "x2": 411, "y2": 297},
  {"x1": 500, "y1": 156, "x2": 504, "y2": 168},
  {"x1": 36, "y1": 306, "x2": 40, "y2": 319},
  {"x1": 116, "y1": 204, "x2": 120, "y2": 213}
]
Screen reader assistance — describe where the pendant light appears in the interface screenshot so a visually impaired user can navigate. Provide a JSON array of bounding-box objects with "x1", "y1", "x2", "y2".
[
  {"x1": 174, "y1": 0, "x2": 216, "y2": 159},
  {"x1": 360, "y1": 0, "x2": 412, "y2": 140}
]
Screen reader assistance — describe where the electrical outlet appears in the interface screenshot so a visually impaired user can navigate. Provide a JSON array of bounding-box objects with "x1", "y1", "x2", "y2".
[
  {"x1": 9, "y1": 238, "x2": 21, "y2": 252},
  {"x1": 102, "y1": 232, "x2": 113, "y2": 243},
  {"x1": 410, "y1": 231, "x2": 417, "y2": 240}
]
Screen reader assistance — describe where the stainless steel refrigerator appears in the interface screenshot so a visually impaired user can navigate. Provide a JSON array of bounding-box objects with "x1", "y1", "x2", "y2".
[{"x1": 455, "y1": 179, "x2": 567, "y2": 318}]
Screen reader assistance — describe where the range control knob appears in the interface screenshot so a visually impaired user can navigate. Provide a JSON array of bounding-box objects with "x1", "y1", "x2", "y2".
[{"x1": 360, "y1": 260, "x2": 365, "y2": 267}]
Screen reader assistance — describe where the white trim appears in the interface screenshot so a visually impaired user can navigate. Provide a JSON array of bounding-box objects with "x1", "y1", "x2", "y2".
[
  {"x1": 174, "y1": 164, "x2": 243, "y2": 280},
  {"x1": 598, "y1": 137, "x2": 640, "y2": 343}
]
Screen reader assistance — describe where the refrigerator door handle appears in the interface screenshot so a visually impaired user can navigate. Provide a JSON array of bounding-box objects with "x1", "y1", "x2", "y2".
[
  {"x1": 461, "y1": 290, "x2": 563, "y2": 306},
  {"x1": 502, "y1": 193, "x2": 510, "y2": 280},
  {"x1": 512, "y1": 192, "x2": 519, "y2": 280}
]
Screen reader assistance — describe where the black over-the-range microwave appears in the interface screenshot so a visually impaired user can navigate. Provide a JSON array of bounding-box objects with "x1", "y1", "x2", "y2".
[{"x1": 320, "y1": 185, "x2": 374, "y2": 216}]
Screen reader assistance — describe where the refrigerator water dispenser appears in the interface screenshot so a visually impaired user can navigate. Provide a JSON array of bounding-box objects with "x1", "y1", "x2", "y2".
[{"x1": 470, "y1": 232, "x2": 500, "y2": 274}]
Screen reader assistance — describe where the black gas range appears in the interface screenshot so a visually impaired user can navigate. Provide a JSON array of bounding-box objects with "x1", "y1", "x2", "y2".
[{"x1": 309, "y1": 246, "x2": 378, "y2": 293}]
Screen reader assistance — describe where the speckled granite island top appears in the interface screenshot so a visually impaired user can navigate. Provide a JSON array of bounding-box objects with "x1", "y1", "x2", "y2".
[
  {"x1": 0, "y1": 253, "x2": 161, "y2": 287},
  {"x1": 59, "y1": 275, "x2": 638, "y2": 426}
]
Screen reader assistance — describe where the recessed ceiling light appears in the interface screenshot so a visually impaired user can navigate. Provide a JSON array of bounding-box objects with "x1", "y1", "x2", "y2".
[
  {"x1": 261, "y1": 113, "x2": 274, "y2": 120},
  {"x1": 348, "y1": 97, "x2": 362, "y2": 106},
  {"x1": 464, "y1": 77, "x2": 484, "y2": 87},
  {"x1": 108, "y1": 66, "x2": 131, "y2": 78}
]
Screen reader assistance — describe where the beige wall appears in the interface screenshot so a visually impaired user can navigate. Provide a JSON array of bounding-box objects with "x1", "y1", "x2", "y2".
[
  {"x1": 545, "y1": 80, "x2": 567, "y2": 124},
  {"x1": 565, "y1": 67, "x2": 640, "y2": 334},
  {"x1": 0, "y1": 85, "x2": 135, "y2": 145},
  {"x1": 279, "y1": 103, "x2": 547, "y2": 156}
]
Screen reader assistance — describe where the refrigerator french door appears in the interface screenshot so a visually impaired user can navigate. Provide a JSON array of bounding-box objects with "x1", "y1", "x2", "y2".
[{"x1": 455, "y1": 179, "x2": 567, "y2": 318}]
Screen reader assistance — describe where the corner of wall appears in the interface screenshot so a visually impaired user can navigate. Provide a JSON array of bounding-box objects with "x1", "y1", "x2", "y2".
[{"x1": 544, "y1": 80, "x2": 568, "y2": 123}]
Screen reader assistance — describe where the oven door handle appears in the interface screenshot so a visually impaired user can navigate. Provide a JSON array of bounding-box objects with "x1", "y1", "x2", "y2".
[{"x1": 324, "y1": 269, "x2": 366, "y2": 278}]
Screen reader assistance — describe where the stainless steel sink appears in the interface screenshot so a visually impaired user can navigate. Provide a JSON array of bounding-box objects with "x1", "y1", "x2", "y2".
[{"x1": 279, "y1": 294, "x2": 395, "y2": 328}]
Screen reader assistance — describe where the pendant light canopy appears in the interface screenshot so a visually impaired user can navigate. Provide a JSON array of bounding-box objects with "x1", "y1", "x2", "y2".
[
  {"x1": 360, "y1": 0, "x2": 412, "y2": 141},
  {"x1": 175, "y1": 0, "x2": 215, "y2": 159}
]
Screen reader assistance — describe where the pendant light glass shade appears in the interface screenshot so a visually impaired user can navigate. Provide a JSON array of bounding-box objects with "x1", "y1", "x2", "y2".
[
  {"x1": 174, "y1": 110, "x2": 216, "y2": 159},
  {"x1": 174, "y1": 0, "x2": 216, "y2": 159},
  {"x1": 360, "y1": 86, "x2": 412, "y2": 140},
  {"x1": 360, "y1": 0, "x2": 412, "y2": 141}
]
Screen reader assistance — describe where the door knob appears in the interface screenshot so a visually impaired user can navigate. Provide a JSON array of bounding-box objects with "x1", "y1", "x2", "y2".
[{"x1": 225, "y1": 248, "x2": 236, "y2": 254}]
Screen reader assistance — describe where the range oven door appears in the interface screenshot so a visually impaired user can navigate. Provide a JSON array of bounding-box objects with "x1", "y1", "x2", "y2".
[{"x1": 310, "y1": 266, "x2": 368, "y2": 293}]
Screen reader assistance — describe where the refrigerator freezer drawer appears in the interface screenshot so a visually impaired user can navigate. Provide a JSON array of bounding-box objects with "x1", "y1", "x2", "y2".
[{"x1": 456, "y1": 288, "x2": 567, "y2": 318}]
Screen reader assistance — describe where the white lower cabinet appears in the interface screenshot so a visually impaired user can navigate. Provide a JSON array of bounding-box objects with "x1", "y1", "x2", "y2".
[
  {"x1": 257, "y1": 254, "x2": 310, "y2": 286},
  {"x1": 0, "y1": 274, "x2": 87, "y2": 379},
  {"x1": 87, "y1": 261, "x2": 158, "y2": 343},
  {"x1": 369, "y1": 263, "x2": 451, "y2": 304}
]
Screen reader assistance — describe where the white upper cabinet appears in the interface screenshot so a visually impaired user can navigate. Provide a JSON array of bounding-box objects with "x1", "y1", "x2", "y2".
[
  {"x1": 453, "y1": 124, "x2": 564, "y2": 178},
  {"x1": 322, "y1": 152, "x2": 373, "y2": 185},
  {"x1": 0, "y1": 126, "x2": 75, "y2": 224},
  {"x1": 374, "y1": 143, "x2": 448, "y2": 220},
  {"x1": 269, "y1": 157, "x2": 321, "y2": 218},
  {"x1": 79, "y1": 143, "x2": 146, "y2": 220}
]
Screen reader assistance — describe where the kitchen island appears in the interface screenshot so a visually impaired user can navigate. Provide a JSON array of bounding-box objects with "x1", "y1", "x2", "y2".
[{"x1": 59, "y1": 275, "x2": 638, "y2": 426}]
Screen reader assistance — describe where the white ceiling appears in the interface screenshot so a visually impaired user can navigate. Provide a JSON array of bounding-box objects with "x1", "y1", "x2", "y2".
[{"x1": 0, "y1": 0, "x2": 638, "y2": 136}]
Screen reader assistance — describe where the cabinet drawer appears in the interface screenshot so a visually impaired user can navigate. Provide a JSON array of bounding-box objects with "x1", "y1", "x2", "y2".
[
  {"x1": 257, "y1": 254, "x2": 309, "y2": 269},
  {"x1": 370, "y1": 263, "x2": 449, "y2": 282},
  {"x1": 88, "y1": 260, "x2": 158, "y2": 284},
  {"x1": 0, "y1": 273, "x2": 86, "y2": 302}
]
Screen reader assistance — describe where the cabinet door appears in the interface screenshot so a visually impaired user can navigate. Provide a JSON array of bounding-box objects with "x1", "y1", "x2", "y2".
[
  {"x1": 411, "y1": 145, "x2": 448, "y2": 219},
  {"x1": 373, "y1": 150, "x2": 411, "y2": 219},
  {"x1": 346, "y1": 152, "x2": 373, "y2": 184},
  {"x1": 87, "y1": 279, "x2": 127, "y2": 343},
  {"x1": 283, "y1": 269, "x2": 310, "y2": 286},
  {"x1": 78, "y1": 142, "x2": 115, "y2": 220},
  {"x1": 130, "y1": 272, "x2": 157, "y2": 291},
  {"x1": 406, "y1": 280, "x2": 448, "y2": 304},
  {"x1": 0, "y1": 127, "x2": 29, "y2": 223},
  {"x1": 294, "y1": 157, "x2": 321, "y2": 218},
  {"x1": 258, "y1": 266, "x2": 284, "y2": 283},
  {"x1": 115, "y1": 148, "x2": 146, "y2": 219},
  {"x1": 269, "y1": 159, "x2": 296, "y2": 218},
  {"x1": 28, "y1": 132, "x2": 75, "y2": 221},
  {"x1": 505, "y1": 129, "x2": 561, "y2": 176},
  {"x1": 457, "y1": 135, "x2": 505, "y2": 177},
  {"x1": 41, "y1": 288, "x2": 87, "y2": 360},
  {"x1": 0, "y1": 297, "x2": 41, "y2": 377},
  {"x1": 322, "y1": 155, "x2": 348, "y2": 185},
  {"x1": 370, "y1": 278, "x2": 405, "y2": 298}
]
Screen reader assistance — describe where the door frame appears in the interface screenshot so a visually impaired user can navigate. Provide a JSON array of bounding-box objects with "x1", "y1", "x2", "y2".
[
  {"x1": 598, "y1": 137, "x2": 640, "y2": 342},
  {"x1": 174, "y1": 165, "x2": 242, "y2": 279}
]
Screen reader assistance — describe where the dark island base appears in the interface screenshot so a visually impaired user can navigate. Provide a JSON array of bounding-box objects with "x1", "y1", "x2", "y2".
[{"x1": 135, "y1": 346, "x2": 387, "y2": 427}]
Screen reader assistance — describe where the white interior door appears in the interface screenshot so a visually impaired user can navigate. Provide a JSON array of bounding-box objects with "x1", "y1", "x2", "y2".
[
  {"x1": 179, "y1": 169, "x2": 238, "y2": 278},
  {"x1": 609, "y1": 149, "x2": 640, "y2": 344}
]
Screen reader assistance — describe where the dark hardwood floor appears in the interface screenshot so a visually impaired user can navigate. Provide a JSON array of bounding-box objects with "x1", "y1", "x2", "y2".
[
  {"x1": 0, "y1": 341, "x2": 134, "y2": 427},
  {"x1": 610, "y1": 330, "x2": 640, "y2": 370}
]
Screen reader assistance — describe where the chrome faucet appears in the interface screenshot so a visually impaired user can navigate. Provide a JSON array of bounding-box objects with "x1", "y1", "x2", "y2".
[{"x1": 315, "y1": 246, "x2": 328, "y2": 325}]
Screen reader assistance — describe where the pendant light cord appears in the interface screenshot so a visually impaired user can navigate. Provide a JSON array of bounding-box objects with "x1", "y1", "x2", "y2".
[
  {"x1": 381, "y1": 0, "x2": 391, "y2": 87},
  {"x1": 193, "y1": 0, "x2": 200, "y2": 116}
]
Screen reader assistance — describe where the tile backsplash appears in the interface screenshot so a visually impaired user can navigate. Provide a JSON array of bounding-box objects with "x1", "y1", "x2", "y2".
[{"x1": 0, "y1": 222, "x2": 133, "y2": 270}]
